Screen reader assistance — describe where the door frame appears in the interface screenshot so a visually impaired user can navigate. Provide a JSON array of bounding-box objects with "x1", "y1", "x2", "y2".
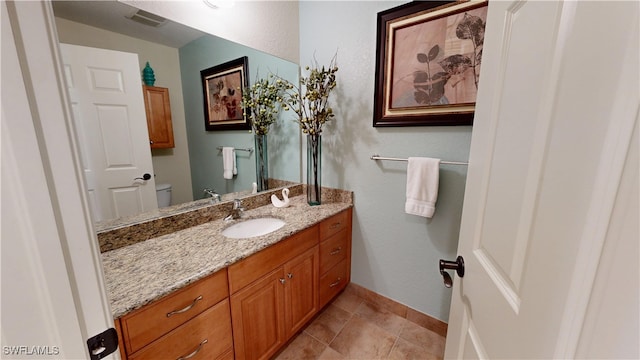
[{"x1": 2, "y1": 1, "x2": 116, "y2": 358}]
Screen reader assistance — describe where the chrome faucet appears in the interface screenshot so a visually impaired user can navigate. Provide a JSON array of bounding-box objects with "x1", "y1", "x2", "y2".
[
  {"x1": 203, "y1": 188, "x2": 221, "y2": 203},
  {"x1": 224, "y1": 199, "x2": 244, "y2": 221}
]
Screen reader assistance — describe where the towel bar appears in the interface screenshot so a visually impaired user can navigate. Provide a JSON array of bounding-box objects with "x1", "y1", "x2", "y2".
[
  {"x1": 370, "y1": 154, "x2": 468, "y2": 166},
  {"x1": 217, "y1": 146, "x2": 254, "y2": 153}
]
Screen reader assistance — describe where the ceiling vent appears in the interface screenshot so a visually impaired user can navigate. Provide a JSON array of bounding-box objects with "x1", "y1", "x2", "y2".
[{"x1": 127, "y1": 9, "x2": 167, "y2": 27}]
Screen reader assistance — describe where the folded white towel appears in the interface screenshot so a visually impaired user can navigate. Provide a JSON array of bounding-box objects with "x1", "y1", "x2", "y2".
[
  {"x1": 222, "y1": 147, "x2": 236, "y2": 179},
  {"x1": 405, "y1": 157, "x2": 441, "y2": 218}
]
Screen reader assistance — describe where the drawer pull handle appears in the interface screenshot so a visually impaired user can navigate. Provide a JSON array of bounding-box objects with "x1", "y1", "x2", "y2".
[
  {"x1": 166, "y1": 295, "x2": 203, "y2": 317},
  {"x1": 330, "y1": 222, "x2": 342, "y2": 229},
  {"x1": 330, "y1": 247, "x2": 342, "y2": 255},
  {"x1": 329, "y1": 278, "x2": 342, "y2": 288},
  {"x1": 176, "y1": 339, "x2": 208, "y2": 360}
]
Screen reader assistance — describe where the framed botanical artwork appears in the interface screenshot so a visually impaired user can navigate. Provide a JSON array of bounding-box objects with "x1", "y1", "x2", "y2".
[
  {"x1": 201, "y1": 56, "x2": 250, "y2": 131},
  {"x1": 373, "y1": 0, "x2": 489, "y2": 127}
]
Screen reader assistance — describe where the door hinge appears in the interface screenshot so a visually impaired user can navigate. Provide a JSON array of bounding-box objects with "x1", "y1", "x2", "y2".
[{"x1": 86, "y1": 328, "x2": 118, "y2": 359}]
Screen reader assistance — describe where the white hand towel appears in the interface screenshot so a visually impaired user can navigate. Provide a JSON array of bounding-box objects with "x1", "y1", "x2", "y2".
[
  {"x1": 405, "y1": 157, "x2": 441, "y2": 218},
  {"x1": 222, "y1": 147, "x2": 236, "y2": 179}
]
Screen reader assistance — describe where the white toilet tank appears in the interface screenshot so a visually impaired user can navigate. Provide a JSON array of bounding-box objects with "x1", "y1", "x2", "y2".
[{"x1": 155, "y1": 183, "x2": 172, "y2": 207}]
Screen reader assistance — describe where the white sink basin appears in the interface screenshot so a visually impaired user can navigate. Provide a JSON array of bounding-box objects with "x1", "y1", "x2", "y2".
[{"x1": 222, "y1": 217, "x2": 286, "y2": 239}]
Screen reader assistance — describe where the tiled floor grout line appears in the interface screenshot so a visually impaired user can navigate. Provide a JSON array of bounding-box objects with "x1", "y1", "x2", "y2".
[
  {"x1": 388, "y1": 315, "x2": 410, "y2": 357},
  {"x1": 331, "y1": 310, "x2": 355, "y2": 346},
  {"x1": 327, "y1": 301, "x2": 360, "y2": 357},
  {"x1": 386, "y1": 334, "x2": 401, "y2": 359}
]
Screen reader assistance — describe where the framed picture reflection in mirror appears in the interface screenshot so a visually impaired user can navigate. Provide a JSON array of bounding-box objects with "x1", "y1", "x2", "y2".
[{"x1": 201, "y1": 56, "x2": 250, "y2": 131}]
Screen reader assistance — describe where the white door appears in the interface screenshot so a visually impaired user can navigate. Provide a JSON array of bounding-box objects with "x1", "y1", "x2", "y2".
[
  {"x1": 2, "y1": 1, "x2": 118, "y2": 358},
  {"x1": 444, "y1": 1, "x2": 639, "y2": 359},
  {"x1": 60, "y1": 43, "x2": 158, "y2": 222}
]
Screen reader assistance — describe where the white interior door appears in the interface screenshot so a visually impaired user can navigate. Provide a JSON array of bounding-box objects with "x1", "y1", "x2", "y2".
[
  {"x1": 444, "y1": 1, "x2": 639, "y2": 359},
  {"x1": 2, "y1": 1, "x2": 118, "y2": 358},
  {"x1": 60, "y1": 43, "x2": 157, "y2": 222}
]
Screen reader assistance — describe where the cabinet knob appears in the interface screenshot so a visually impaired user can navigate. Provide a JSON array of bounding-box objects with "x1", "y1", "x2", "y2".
[
  {"x1": 279, "y1": 278, "x2": 286, "y2": 284},
  {"x1": 150, "y1": 140, "x2": 154, "y2": 145},
  {"x1": 287, "y1": 273, "x2": 293, "y2": 279}
]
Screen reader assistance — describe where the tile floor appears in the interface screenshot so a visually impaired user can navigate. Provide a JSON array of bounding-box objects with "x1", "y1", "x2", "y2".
[{"x1": 274, "y1": 288, "x2": 446, "y2": 359}]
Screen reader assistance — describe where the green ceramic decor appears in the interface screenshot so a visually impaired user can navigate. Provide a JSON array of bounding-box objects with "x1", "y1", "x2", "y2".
[{"x1": 142, "y1": 62, "x2": 155, "y2": 86}]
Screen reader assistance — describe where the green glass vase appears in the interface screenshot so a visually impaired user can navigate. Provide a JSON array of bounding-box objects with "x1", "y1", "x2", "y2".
[
  {"x1": 306, "y1": 134, "x2": 321, "y2": 206},
  {"x1": 255, "y1": 134, "x2": 268, "y2": 192}
]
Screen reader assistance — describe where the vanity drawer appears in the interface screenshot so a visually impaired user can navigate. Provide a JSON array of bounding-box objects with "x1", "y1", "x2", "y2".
[
  {"x1": 319, "y1": 229, "x2": 348, "y2": 273},
  {"x1": 319, "y1": 210, "x2": 350, "y2": 240},
  {"x1": 121, "y1": 269, "x2": 229, "y2": 354},
  {"x1": 128, "y1": 299, "x2": 233, "y2": 360},
  {"x1": 319, "y1": 259, "x2": 349, "y2": 307}
]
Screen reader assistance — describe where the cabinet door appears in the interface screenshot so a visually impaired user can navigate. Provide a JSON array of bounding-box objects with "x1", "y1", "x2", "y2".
[
  {"x1": 230, "y1": 268, "x2": 286, "y2": 360},
  {"x1": 284, "y1": 246, "x2": 318, "y2": 337},
  {"x1": 143, "y1": 86, "x2": 174, "y2": 148}
]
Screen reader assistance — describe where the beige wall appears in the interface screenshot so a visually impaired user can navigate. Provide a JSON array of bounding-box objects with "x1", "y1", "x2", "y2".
[{"x1": 54, "y1": 17, "x2": 193, "y2": 205}]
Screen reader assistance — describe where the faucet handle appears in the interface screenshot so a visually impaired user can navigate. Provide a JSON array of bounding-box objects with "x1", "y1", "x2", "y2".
[{"x1": 232, "y1": 198, "x2": 243, "y2": 209}]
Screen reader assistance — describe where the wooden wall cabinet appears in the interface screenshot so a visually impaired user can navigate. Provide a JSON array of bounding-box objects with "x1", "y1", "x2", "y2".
[{"x1": 142, "y1": 85, "x2": 174, "y2": 148}]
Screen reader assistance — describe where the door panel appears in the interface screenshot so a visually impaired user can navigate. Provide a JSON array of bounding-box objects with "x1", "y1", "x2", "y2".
[
  {"x1": 445, "y1": 1, "x2": 639, "y2": 359},
  {"x1": 475, "y1": 0, "x2": 561, "y2": 301},
  {"x1": 60, "y1": 43, "x2": 157, "y2": 222},
  {"x1": 284, "y1": 247, "x2": 318, "y2": 336},
  {"x1": 230, "y1": 268, "x2": 286, "y2": 360}
]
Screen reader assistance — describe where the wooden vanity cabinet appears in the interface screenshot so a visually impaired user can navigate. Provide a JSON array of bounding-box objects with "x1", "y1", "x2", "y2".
[
  {"x1": 229, "y1": 226, "x2": 319, "y2": 360},
  {"x1": 115, "y1": 208, "x2": 352, "y2": 360},
  {"x1": 142, "y1": 85, "x2": 174, "y2": 148},
  {"x1": 228, "y1": 209, "x2": 352, "y2": 360},
  {"x1": 117, "y1": 269, "x2": 232, "y2": 359},
  {"x1": 319, "y1": 209, "x2": 352, "y2": 308}
]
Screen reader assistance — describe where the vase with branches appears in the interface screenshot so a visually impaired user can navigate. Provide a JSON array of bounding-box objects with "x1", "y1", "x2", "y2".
[
  {"x1": 241, "y1": 73, "x2": 288, "y2": 191},
  {"x1": 281, "y1": 55, "x2": 338, "y2": 205}
]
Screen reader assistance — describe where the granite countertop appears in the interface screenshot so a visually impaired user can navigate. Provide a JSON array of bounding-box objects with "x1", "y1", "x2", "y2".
[{"x1": 101, "y1": 194, "x2": 352, "y2": 319}]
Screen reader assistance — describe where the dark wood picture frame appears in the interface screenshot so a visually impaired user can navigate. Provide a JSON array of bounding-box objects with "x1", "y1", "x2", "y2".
[
  {"x1": 201, "y1": 56, "x2": 250, "y2": 131},
  {"x1": 373, "y1": 0, "x2": 488, "y2": 127}
]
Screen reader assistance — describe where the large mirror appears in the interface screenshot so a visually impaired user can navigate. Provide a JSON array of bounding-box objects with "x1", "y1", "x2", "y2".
[{"x1": 52, "y1": 1, "x2": 301, "y2": 226}]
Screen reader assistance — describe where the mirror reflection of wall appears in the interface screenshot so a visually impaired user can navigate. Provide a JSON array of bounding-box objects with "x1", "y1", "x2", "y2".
[
  {"x1": 53, "y1": 2, "x2": 300, "y2": 219},
  {"x1": 179, "y1": 37, "x2": 300, "y2": 200}
]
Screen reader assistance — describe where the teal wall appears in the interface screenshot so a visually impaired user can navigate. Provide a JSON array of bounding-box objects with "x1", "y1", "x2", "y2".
[
  {"x1": 179, "y1": 36, "x2": 300, "y2": 200},
  {"x1": 300, "y1": 1, "x2": 472, "y2": 322}
]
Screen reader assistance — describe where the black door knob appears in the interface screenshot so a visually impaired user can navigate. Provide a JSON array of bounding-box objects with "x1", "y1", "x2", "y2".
[
  {"x1": 134, "y1": 173, "x2": 152, "y2": 181},
  {"x1": 439, "y1": 256, "x2": 465, "y2": 288}
]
